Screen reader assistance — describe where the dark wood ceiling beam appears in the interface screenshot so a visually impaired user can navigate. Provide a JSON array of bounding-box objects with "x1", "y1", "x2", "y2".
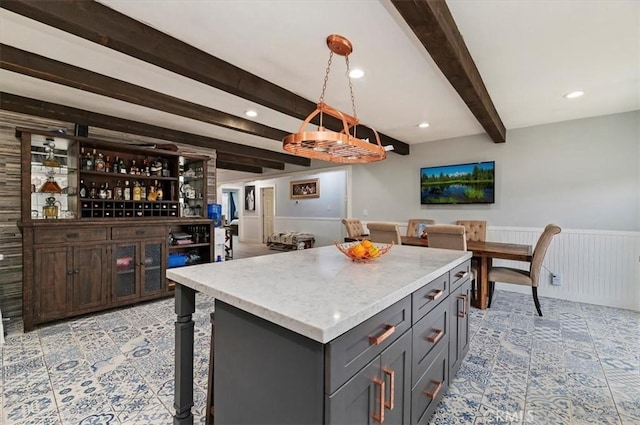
[
  {"x1": 215, "y1": 161, "x2": 262, "y2": 174},
  {"x1": 0, "y1": 0, "x2": 410, "y2": 155},
  {"x1": 217, "y1": 152, "x2": 284, "y2": 170},
  {"x1": 0, "y1": 44, "x2": 288, "y2": 141},
  {"x1": 0, "y1": 92, "x2": 306, "y2": 166},
  {"x1": 391, "y1": 0, "x2": 506, "y2": 143}
]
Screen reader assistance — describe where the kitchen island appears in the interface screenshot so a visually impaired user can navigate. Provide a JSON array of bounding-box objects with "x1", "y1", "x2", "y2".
[{"x1": 168, "y1": 244, "x2": 472, "y2": 424}]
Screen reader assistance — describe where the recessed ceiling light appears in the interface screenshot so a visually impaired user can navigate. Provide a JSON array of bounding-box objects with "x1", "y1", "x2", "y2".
[
  {"x1": 418, "y1": 122, "x2": 430, "y2": 128},
  {"x1": 244, "y1": 109, "x2": 258, "y2": 117},
  {"x1": 348, "y1": 69, "x2": 364, "y2": 79},
  {"x1": 563, "y1": 91, "x2": 584, "y2": 99}
]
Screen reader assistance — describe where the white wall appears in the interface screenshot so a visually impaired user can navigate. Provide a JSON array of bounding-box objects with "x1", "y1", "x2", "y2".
[{"x1": 352, "y1": 111, "x2": 639, "y2": 231}]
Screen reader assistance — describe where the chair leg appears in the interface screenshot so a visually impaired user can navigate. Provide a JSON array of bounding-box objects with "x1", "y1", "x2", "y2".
[
  {"x1": 487, "y1": 281, "x2": 495, "y2": 308},
  {"x1": 532, "y1": 287, "x2": 543, "y2": 317}
]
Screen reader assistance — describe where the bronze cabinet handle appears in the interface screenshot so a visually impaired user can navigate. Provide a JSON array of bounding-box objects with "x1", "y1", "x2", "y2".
[
  {"x1": 426, "y1": 328, "x2": 444, "y2": 344},
  {"x1": 423, "y1": 379, "x2": 443, "y2": 399},
  {"x1": 383, "y1": 368, "x2": 395, "y2": 410},
  {"x1": 456, "y1": 271, "x2": 470, "y2": 280},
  {"x1": 427, "y1": 289, "x2": 443, "y2": 300},
  {"x1": 369, "y1": 324, "x2": 395, "y2": 345},
  {"x1": 457, "y1": 294, "x2": 467, "y2": 317},
  {"x1": 67, "y1": 270, "x2": 73, "y2": 275},
  {"x1": 372, "y1": 377, "x2": 385, "y2": 423}
]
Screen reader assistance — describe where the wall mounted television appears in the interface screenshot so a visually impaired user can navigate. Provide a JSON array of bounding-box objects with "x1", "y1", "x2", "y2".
[{"x1": 420, "y1": 161, "x2": 495, "y2": 204}]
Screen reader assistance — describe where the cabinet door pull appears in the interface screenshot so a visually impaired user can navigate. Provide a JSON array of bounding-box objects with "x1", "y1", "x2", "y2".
[
  {"x1": 455, "y1": 271, "x2": 470, "y2": 280},
  {"x1": 457, "y1": 294, "x2": 467, "y2": 318},
  {"x1": 136, "y1": 230, "x2": 145, "y2": 235},
  {"x1": 423, "y1": 379, "x2": 442, "y2": 399},
  {"x1": 66, "y1": 232, "x2": 79, "y2": 239},
  {"x1": 369, "y1": 324, "x2": 395, "y2": 345},
  {"x1": 67, "y1": 270, "x2": 73, "y2": 276},
  {"x1": 73, "y1": 270, "x2": 79, "y2": 274},
  {"x1": 383, "y1": 368, "x2": 395, "y2": 410},
  {"x1": 427, "y1": 328, "x2": 444, "y2": 344},
  {"x1": 372, "y1": 377, "x2": 385, "y2": 423},
  {"x1": 427, "y1": 289, "x2": 443, "y2": 300}
]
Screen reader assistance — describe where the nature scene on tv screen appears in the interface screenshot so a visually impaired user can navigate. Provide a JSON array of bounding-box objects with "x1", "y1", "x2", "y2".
[{"x1": 420, "y1": 161, "x2": 495, "y2": 204}]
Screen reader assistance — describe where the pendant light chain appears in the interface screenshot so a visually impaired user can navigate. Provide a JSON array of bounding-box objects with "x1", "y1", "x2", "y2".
[
  {"x1": 345, "y1": 56, "x2": 358, "y2": 120},
  {"x1": 318, "y1": 51, "x2": 334, "y2": 129}
]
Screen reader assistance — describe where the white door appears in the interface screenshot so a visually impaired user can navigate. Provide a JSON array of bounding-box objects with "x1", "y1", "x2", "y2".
[{"x1": 261, "y1": 187, "x2": 275, "y2": 243}]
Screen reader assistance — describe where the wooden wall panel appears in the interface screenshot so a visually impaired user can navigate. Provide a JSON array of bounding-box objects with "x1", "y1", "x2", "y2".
[{"x1": 0, "y1": 110, "x2": 217, "y2": 320}]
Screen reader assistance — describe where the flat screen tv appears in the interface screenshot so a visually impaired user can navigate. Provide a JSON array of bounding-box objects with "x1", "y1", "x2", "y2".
[{"x1": 420, "y1": 161, "x2": 495, "y2": 204}]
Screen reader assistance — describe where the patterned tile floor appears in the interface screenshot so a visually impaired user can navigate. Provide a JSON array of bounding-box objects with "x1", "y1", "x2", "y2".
[{"x1": 1, "y1": 290, "x2": 639, "y2": 424}]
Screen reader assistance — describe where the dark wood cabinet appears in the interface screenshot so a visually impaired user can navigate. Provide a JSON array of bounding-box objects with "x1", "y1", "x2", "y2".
[{"x1": 18, "y1": 127, "x2": 214, "y2": 331}]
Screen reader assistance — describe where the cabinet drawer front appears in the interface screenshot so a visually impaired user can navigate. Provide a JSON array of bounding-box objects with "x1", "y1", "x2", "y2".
[
  {"x1": 325, "y1": 296, "x2": 411, "y2": 395},
  {"x1": 411, "y1": 344, "x2": 448, "y2": 425},
  {"x1": 111, "y1": 226, "x2": 166, "y2": 240},
  {"x1": 450, "y1": 260, "x2": 471, "y2": 292},
  {"x1": 411, "y1": 298, "x2": 449, "y2": 386},
  {"x1": 412, "y1": 272, "x2": 448, "y2": 324},
  {"x1": 34, "y1": 227, "x2": 107, "y2": 244}
]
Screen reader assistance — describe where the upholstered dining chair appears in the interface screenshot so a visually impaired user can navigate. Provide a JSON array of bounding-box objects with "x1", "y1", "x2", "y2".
[
  {"x1": 406, "y1": 218, "x2": 436, "y2": 237},
  {"x1": 367, "y1": 222, "x2": 402, "y2": 244},
  {"x1": 456, "y1": 220, "x2": 487, "y2": 242},
  {"x1": 341, "y1": 218, "x2": 368, "y2": 241},
  {"x1": 425, "y1": 224, "x2": 467, "y2": 250},
  {"x1": 488, "y1": 224, "x2": 561, "y2": 317}
]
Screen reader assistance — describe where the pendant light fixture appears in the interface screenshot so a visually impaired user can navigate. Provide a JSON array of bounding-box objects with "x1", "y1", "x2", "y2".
[{"x1": 283, "y1": 35, "x2": 389, "y2": 163}]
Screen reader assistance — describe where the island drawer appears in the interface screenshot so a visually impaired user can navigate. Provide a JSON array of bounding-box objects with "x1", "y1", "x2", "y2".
[
  {"x1": 412, "y1": 272, "x2": 448, "y2": 324},
  {"x1": 325, "y1": 295, "x2": 411, "y2": 395},
  {"x1": 111, "y1": 226, "x2": 166, "y2": 240},
  {"x1": 411, "y1": 343, "x2": 448, "y2": 425},
  {"x1": 34, "y1": 227, "x2": 107, "y2": 244},
  {"x1": 412, "y1": 297, "x2": 449, "y2": 386},
  {"x1": 450, "y1": 260, "x2": 472, "y2": 292}
]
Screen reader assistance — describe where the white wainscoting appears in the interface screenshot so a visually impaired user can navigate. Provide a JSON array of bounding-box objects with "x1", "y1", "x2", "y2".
[{"x1": 487, "y1": 227, "x2": 640, "y2": 312}]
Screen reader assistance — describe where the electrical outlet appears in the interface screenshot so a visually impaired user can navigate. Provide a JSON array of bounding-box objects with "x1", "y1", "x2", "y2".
[{"x1": 551, "y1": 274, "x2": 561, "y2": 286}]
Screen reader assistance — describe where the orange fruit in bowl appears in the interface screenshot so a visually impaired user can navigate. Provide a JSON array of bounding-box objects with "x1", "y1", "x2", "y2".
[
  {"x1": 361, "y1": 239, "x2": 372, "y2": 249},
  {"x1": 351, "y1": 243, "x2": 366, "y2": 259},
  {"x1": 368, "y1": 245, "x2": 380, "y2": 258}
]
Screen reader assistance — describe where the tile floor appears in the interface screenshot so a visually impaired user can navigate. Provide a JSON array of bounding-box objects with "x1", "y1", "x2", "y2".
[{"x1": 1, "y1": 290, "x2": 639, "y2": 424}]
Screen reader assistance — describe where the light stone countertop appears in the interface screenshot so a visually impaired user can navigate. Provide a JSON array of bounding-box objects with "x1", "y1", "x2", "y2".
[{"x1": 167, "y1": 245, "x2": 471, "y2": 343}]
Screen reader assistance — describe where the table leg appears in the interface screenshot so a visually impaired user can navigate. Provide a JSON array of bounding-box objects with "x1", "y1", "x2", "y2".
[
  {"x1": 471, "y1": 257, "x2": 489, "y2": 309},
  {"x1": 174, "y1": 284, "x2": 196, "y2": 425}
]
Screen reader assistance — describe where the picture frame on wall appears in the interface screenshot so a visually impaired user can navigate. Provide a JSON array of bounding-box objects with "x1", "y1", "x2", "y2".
[
  {"x1": 290, "y1": 179, "x2": 320, "y2": 199},
  {"x1": 244, "y1": 185, "x2": 255, "y2": 210}
]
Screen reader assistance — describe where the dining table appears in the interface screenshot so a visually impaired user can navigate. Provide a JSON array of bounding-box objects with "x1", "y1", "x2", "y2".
[{"x1": 401, "y1": 236, "x2": 533, "y2": 309}]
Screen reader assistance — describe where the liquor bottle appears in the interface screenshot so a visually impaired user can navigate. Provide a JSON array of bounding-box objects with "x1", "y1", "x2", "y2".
[
  {"x1": 104, "y1": 182, "x2": 112, "y2": 200},
  {"x1": 105, "y1": 156, "x2": 112, "y2": 173},
  {"x1": 162, "y1": 159, "x2": 170, "y2": 177},
  {"x1": 140, "y1": 183, "x2": 146, "y2": 200},
  {"x1": 119, "y1": 158, "x2": 127, "y2": 174},
  {"x1": 143, "y1": 157, "x2": 151, "y2": 176},
  {"x1": 151, "y1": 158, "x2": 162, "y2": 176},
  {"x1": 123, "y1": 180, "x2": 131, "y2": 201},
  {"x1": 155, "y1": 180, "x2": 163, "y2": 201},
  {"x1": 89, "y1": 181, "x2": 97, "y2": 199},
  {"x1": 132, "y1": 181, "x2": 142, "y2": 201},
  {"x1": 130, "y1": 160, "x2": 138, "y2": 175},
  {"x1": 98, "y1": 183, "x2": 108, "y2": 199},
  {"x1": 79, "y1": 178, "x2": 88, "y2": 198},
  {"x1": 95, "y1": 153, "x2": 105, "y2": 172},
  {"x1": 114, "y1": 180, "x2": 123, "y2": 200},
  {"x1": 147, "y1": 183, "x2": 157, "y2": 202},
  {"x1": 85, "y1": 149, "x2": 94, "y2": 171},
  {"x1": 113, "y1": 156, "x2": 120, "y2": 174}
]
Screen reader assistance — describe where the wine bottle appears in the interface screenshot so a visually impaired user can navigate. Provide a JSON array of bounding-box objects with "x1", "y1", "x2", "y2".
[
  {"x1": 123, "y1": 180, "x2": 131, "y2": 201},
  {"x1": 79, "y1": 178, "x2": 88, "y2": 198}
]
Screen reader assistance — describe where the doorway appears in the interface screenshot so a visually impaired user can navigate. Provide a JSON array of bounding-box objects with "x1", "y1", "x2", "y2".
[{"x1": 261, "y1": 187, "x2": 274, "y2": 243}]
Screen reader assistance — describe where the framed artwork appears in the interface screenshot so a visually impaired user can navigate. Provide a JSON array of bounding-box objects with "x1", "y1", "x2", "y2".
[
  {"x1": 290, "y1": 178, "x2": 319, "y2": 199},
  {"x1": 244, "y1": 185, "x2": 255, "y2": 210}
]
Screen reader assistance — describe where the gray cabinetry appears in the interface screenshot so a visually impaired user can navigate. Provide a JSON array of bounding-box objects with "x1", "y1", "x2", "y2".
[{"x1": 211, "y1": 259, "x2": 472, "y2": 425}]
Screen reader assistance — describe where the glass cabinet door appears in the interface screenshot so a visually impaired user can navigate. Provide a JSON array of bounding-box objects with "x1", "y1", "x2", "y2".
[
  {"x1": 30, "y1": 134, "x2": 78, "y2": 220},
  {"x1": 141, "y1": 240, "x2": 164, "y2": 296},
  {"x1": 113, "y1": 244, "x2": 139, "y2": 301},
  {"x1": 179, "y1": 157, "x2": 206, "y2": 217}
]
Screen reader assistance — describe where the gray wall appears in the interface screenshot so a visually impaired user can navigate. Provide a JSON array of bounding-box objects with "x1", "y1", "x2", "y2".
[
  {"x1": 275, "y1": 170, "x2": 347, "y2": 219},
  {"x1": 352, "y1": 111, "x2": 639, "y2": 231}
]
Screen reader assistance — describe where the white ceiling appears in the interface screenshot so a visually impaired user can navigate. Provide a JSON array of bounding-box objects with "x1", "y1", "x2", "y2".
[{"x1": 1, "y1": 1, "x2": 638, "y2": 161}]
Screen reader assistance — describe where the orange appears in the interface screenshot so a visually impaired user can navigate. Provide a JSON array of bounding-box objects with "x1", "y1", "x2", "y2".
[{"x1": 361, "y1": 239, "x2": 372, "y2": 249}]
